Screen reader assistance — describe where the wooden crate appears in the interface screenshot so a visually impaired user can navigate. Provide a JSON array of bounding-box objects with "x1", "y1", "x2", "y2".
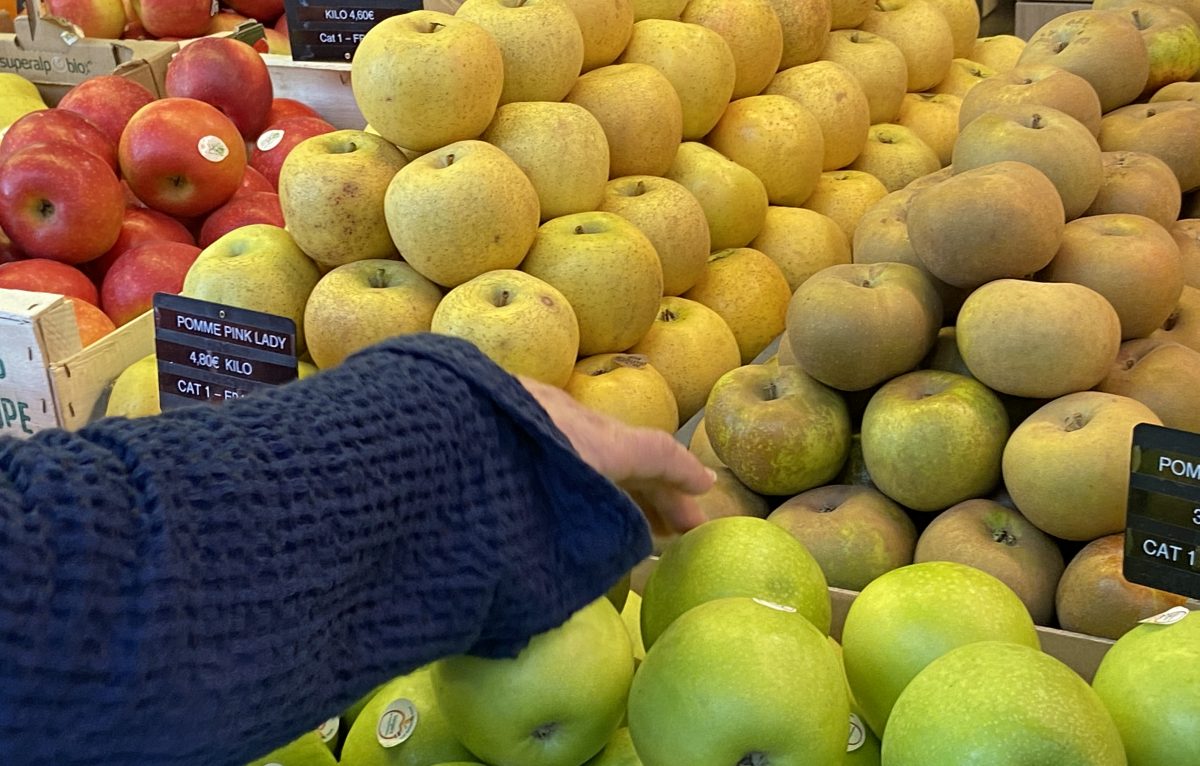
[
  {"x1": 0, "y1": 289, "x2": 154, "y2": 435},
  {"x1": 264, "y1": 54, "x2": 366, "y2": 130}
]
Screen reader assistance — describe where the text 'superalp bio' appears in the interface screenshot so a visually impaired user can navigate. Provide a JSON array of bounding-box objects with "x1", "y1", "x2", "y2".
[
  {"x1": 1126, "y1": 423, "x2": 1200, "y2": 600},
  {"x1": 153, "y1": 293, "x2": 297, "y2": 411}
]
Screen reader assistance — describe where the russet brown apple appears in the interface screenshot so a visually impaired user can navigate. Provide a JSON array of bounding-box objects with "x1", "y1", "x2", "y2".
[
  {"x1": 1040, "y1": 213, "x2": 1184, "y2": 340},
  {"x1": 1170, "y1": 218, "x2": 1200, "y2": 286},
  {"x1": 1084, "y1": 150, "x2": 1182, "y2": 226},
  {"x1": 1098, "y1": 100, "x2": 1200, "y2": 192},
  {"x1": 958, "y1": 63, "x2": 1102, "y2": 137},
  {"x1": 1016, "y1": 9, "x2": 1150, "y2": 113},
  {"x1": 1152, "y1": 284, "x2": 1200, "y2": 350},
  {"x1": 1098, "y1": 337, "x2": 1200, "y2": 432}
]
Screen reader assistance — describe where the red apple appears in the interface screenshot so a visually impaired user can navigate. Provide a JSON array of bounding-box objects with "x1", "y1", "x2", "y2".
[
  {"x1": 0, "y1": 143, "x2": 125, "y2": 264},
  {"x1": 100, "y1": 241, "x2": 201, "y2": 326},
  {"x1": 238, "y1": 165, "x2": 274, "y2": 196},
  {"x1": 0, "y1": 108, "x2": 118, "y2": 170},
  {"x1": 0, "y1": 259, "x2": 99, "y2": 306},
  {"x1": 265, "y1": 97, "x2": 322, "y2": 126},
  {"x1": 224, "y1": 0, "x2": 283, "y2": 23},
  {"x1": 249, "y1": 115, "x2": 336, "y2": 188},
  {"x1": 56, "y1": 75, "x2": 155, "y2": 147},
  {"x1": 69, "y1": 298, "x2": 116, "y2": 347},
  {"x1": 274, "y1": 12, "x2": 287, "y2": 35},
  {"x1": 131, "y1": 0, "x2": 214, "y2": 38},
  {"x1": 198, "y1": 191, "x2": 284, "y2": 247},
  {"x1": 165, "y1": 36, "x2": 274, "y2": 139},
  {"x1": 84, "y1": 205, "x2": 196, "y2": 283},
  {"x1": 43, "y1": 0, "x2": 127, "y2": 39},
  {"x1": 119, "y1": 98, "x2": 247, "y2": 218}
]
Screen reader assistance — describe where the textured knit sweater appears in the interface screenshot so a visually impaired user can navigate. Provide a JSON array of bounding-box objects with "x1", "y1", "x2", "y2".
[{"x1": 0, "y1": 334, "x2": 652, "y2": 765}]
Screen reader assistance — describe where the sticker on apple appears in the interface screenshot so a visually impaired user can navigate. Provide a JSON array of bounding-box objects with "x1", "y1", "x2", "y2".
[
  {"x1": 751, "y1": 597, "x2": 796, "y2": 613},
  {"x1": 257, "y1": 129, "x2": 285, "y2": 152},
  {"x1": 197, "y1": 135, "x2": 230, "y2": 163},
  {"x1": 847, "y1": 713, "x2": 866, "y2": 752},
  {"x1": 376, "y1": 699, "x2": 418, "y2": 748},
  {"x1": 1138, "y1": 606, "x2": 1191, "y2": 625},
  {"x1": 316, "y1": 716, "x2": 340, "y2": 743}
]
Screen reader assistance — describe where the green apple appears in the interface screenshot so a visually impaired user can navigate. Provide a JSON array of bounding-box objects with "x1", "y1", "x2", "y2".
[
  {"x1": 617, "y1": 18, "x2": 737, "y2": 140},
  {"x1": 520, "y1": 211, "x2": 663, "y2": 356},
  {"x1": 1002, "y1": 391, "x2": 1161, "y2": 541},
  {"x1": 303, "y1": 260, "x2": 443, "y2": 370},
  {"x1": 627, "y1": 296, "x2": 742, "y2": 423},
  {"x1": 583, "y1": 728, "x2": 641, "y2": 766},
  {"x1": 598, "y1": 175, "x2": 710, "y2": 297},
  {"x1": 181, "y1": 224, "x2": 321, "y2": 353},
  {"x1": 882, "y1": 641, "x2": 1126, "y2": 765},
  {"x1": 565, "y1": 354, "x2": 679, "y2": 432},
  {"x1": 767, "y1": 484, "x2": 917, "y2": 592},
  {"x1": 565, "y1": 62, "x2": 683, "y2": 178},
  {"x1": 455, "y1": 0, "x2": 585, "y2": 104},
  {"x1": 628, "y1": 596, "x2": 849, "y2": 766},
  {"x1": 860, "y1": 369, "x2": 1008, "y2": 512},
  {"x1": 278, "y1": 130, "x2": 408, "y2": 270},
  {"x1": 786, "y1": 262, "x2": 942, "y2": 392},
  {"x1": 1092, "y1": 609, "x2": 1200, "y2": 766},
  {"x1": 841, "y1": 561, "x2": 1040, "y2": 736},
  {"x1": 339, "y1": 666, "x2": 474, "y2": 766},
  {"x1": 432, "y1": 597, "x2": 633, "y2": 766},
  {"x1": 913, "y1": 498, "x2": 1065, "y2": 625},
  {"x1": 482, "y1": 101, "x2": 610, "y2": 221},
  {"x1": 105, "y1": 353, "x2": 160, "y2": 419},
  {"x1": 640, "y1": 516, "x2": 832, "y2": 649},
  {"x1": 385, "y1": 139, "x2": 541, "y2": 288},
  {"x1": 1120, "y1": 2, "x2": 1200, "y2": 96},
  {"x1": 245, "y1": 731, "x2": 337, "y2": 766},
  {"x1": 431, "y1": 269, "x2": 580, "y2": 388},
  {"x1": 703, "y1": 362, "x2": 851, "y2": 496},
  {"x1": 665, "y1": 141, "x2": 769, "y2": 251},
  {"x1": 351, "y1": 11, "x2": 503, "y2": 152}
]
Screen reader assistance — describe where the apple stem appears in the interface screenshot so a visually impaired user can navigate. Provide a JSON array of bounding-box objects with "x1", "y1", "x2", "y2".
[
  {"x1": 37, "y1": 200, "x2": 54, "y2": 219},
  {"x1": 368, "y1": 268, "x2": 388, "y2": 289},
  {"x1": 493, "y1": 288, "x2": 511, "y2": 307},
  {"x1": 659, "y1": 308, "x2": 677, "y2": 322},
  {"x1": 992, "y1": 528, "x2": 1018, "y2": 546},
  {"x1": 1163, "y1": 310, "x2": 1180, "y2": 332},
  {"x1": 1131, "y1": 8, "x2": 1146, "y2": 29},
  {"x1": 427, "y1": 21, "x2": 446, "y2": 32},
  {"x1": 442, "y1": 153, "x2": 456, "y2": 168},
  {"x1": 574, "y1": 224, "x2": 586, "y2": 234},
  {"x1": 1063, "y1": 412, "x2": 1086, "y2": 432},
  {"x1": 1030, "y1": 113, "x2": 1044, "y2": 129},
  {"x1": 737, "y1": 753, "x2": 770, "y2": 766},
  {"x1": 762, "y1": 382, "x2": 779, "y2": 401},
  {"x1": 635, "y1": 179, "x2": 646, "y2": 196}
]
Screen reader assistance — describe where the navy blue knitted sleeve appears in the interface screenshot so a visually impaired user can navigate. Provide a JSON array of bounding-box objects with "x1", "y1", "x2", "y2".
[{"x1": 0, "y1": 333, "x2": 651, "y2": 766}]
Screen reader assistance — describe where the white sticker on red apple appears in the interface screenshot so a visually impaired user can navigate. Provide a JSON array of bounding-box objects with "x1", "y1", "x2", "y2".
[
  {"x1": 1138, "y1": 606, "x2": 1190, "y2": 625},
  {"x1": 197, "y1": 135, "x2": 230, "y2": 163},
  {"x1": 376, "y1": 699, "x2": 418, "y2": 748},
  {"x1": 257, "y1": 129, "x2": 285, "y2": 152},
  {"x1": 210, "y1": 0, "x2": 220, "y2": 15},
  {"x1": 847, "y1": 713, "x2": 866, "y2": 752},
  {"x1": 316, "y1": 716, "x2": 340, "y2": 743},
  {"x1": 751, "y1": 597, "x2": 796, "y2": 613}
]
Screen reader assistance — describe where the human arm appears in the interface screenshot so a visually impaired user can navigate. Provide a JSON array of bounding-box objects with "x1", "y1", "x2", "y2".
[{"x1": 0, "y1": 334, "x2": 708, "y2": 765}]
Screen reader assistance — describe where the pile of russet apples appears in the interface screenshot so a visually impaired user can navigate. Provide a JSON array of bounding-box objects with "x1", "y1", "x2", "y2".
[{"x1": 25, "y1": 0, "x2": 292, "y2": 53}]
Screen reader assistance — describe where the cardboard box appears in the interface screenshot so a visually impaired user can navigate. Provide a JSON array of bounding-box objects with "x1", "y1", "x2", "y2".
[
  {"x1": 0, "y1": 0, "x2": 176, "y2": 103},
  {"x1": 0, "y1": 289, "x2": 153, "y2": 435}
]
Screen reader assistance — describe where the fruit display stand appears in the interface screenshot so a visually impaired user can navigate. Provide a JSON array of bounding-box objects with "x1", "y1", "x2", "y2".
[
  {"x1": 0, "y1": 0, "x2": 176, "y2": 103},
  {"x1": 0, "y1": 289, "x2": 154, "y2": 435}
]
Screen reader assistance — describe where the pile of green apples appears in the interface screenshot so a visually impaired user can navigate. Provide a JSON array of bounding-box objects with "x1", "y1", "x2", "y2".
[{"x1": 248, "y1": 517, "x2": 1198, "y2": 766}]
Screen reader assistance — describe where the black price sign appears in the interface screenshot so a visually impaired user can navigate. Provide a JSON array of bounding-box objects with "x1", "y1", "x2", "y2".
[
  {"x1": 153, "y1": 293, "x2": 297, "y2": 411},
  {"x1": 1125, "y1": 423, "x2": 1200, "y2": 599},
  {"x1": 284, "y1": 0, "x2": 422, "y2": 62}
]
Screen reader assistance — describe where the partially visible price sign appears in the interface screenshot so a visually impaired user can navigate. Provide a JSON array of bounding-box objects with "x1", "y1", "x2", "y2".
[
  {"x1": 284, "y1": 0, "x2": 423, "y2": 62},
  {"x1": 153, "y1": 293, "x2": 297, "y2": 411},
  {"x1": 1125, "y1": 423, "x2": 1200, "y2": 599}
]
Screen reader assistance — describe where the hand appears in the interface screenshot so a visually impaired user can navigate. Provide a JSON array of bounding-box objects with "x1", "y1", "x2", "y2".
[{"x1": 518, "y1": 376, "x2": 715, "y2": 536}]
